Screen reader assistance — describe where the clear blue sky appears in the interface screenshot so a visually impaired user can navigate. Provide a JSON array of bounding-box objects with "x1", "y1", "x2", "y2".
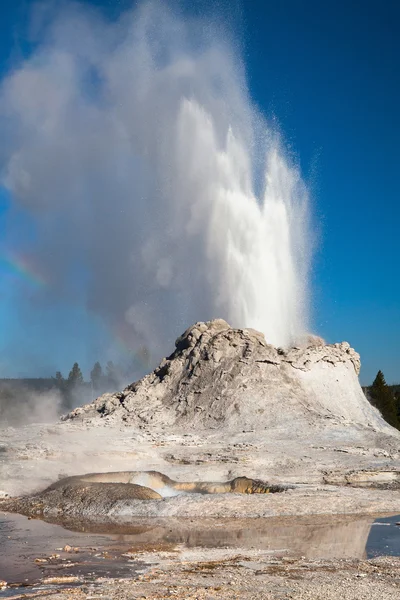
[{"x1": 0, "y1": 0, "x2": 398, "y2": 384}]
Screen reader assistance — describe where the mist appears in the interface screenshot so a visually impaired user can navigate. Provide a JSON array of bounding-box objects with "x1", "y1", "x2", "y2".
[
  {"x1": 0, "y1": 0, "x2": 311, "y2": 380},
  {"x1": 0, "y1": 383, "x2": 62, "y2": 426}
]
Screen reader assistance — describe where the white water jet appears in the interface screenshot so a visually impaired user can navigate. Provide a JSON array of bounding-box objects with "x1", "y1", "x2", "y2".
[
  {"x1": 0, "y1": 0, "x2": 311, "y2": 369},
  {"x1": 173, "y1": 98, "x2": 310, "y2": 347}
]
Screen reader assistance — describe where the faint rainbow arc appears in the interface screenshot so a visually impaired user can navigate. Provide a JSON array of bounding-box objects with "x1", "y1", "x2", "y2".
[{"x1": 0, "y1": 253, "x2": 47, "y2": 288}]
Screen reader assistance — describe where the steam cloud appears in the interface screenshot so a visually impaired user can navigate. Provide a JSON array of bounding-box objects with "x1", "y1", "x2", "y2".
[
  {"x1": 0, "y1": 384, "x2": 62, "y2": 426},
  {"x1": 0, "y1": 1, "x2": 311, "y2": 375}
]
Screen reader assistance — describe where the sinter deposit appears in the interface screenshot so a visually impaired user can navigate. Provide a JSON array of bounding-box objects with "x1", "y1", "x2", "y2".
[
  {"x1": 1, "y1": 320, "x2": 399, "y2": 518},
  {"x1": 66, "y1": 319, "x2": 392, "y2": 434}
]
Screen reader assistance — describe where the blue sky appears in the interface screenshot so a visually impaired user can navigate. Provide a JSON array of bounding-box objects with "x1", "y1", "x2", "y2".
[
  {"x1": 0, "y1": 0, "x2": 398, "y2": 384},
  {"x1": 240, "y1": 0, "x2": 400, "y2": 384}
]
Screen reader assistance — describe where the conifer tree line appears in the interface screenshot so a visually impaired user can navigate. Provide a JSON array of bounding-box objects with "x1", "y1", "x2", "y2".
[
  {"x1": 53, "y1": 360, "x2": 122, "y2": 409},
  {"x1": 366, "y1": 370, "x2": 400, "y2": 430}
]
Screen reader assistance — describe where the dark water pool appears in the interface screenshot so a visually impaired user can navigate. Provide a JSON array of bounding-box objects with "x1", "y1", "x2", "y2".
[
  {"x1": 0, "y1": 512, "x2": 399, "y2": 594},
  {"x1": 366, "y1": 514, "x2": 400, "y2": 558}
]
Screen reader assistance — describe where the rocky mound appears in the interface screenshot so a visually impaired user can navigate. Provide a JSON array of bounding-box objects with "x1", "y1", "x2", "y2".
[{"x1": 65, "y1": 320, "x2": 392, "y2": 434}]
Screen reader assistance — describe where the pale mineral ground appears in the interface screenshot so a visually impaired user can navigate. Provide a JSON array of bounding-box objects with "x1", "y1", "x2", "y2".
[{"x1": 0, "y1": 320, "x2": 399, "y2": 598}]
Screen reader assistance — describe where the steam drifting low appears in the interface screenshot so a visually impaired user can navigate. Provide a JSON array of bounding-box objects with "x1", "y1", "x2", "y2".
[{"x1": 0, "y1": 1, "x2": 311, "y2": 371}]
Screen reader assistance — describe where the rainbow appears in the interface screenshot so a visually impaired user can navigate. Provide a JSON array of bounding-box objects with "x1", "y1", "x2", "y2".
[
  {"x1": 0, "y1": 251, "x2": 47, "y2": 288},
  {"x1": 0, "y1": 250, "x2": 152, "y2": 373}
]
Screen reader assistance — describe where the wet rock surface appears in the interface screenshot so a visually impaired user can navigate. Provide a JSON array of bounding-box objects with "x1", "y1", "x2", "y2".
[{"x1": 0, "y1": 471, "x2": 288, "y2": 521}]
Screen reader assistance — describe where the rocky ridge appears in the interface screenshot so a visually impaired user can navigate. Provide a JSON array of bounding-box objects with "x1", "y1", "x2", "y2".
[{"x1": 65, "y1": 319, "x2": 391, "y2": 434}]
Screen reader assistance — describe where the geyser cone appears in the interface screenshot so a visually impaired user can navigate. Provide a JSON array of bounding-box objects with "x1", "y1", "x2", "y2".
[{"x1": 66, "y1": 320, "x2": 395, "y2": 436}]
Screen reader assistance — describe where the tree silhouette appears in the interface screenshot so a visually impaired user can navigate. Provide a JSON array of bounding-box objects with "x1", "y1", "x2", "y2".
[
  {"x1": 90, "y1": 362, "x2": 103, "y2": 393},
  {"x1": 65, "y1": 362, "x2": 84, "y2": 409},
  {"x1": 68, "y1": 362, "x2": 84, "y2": 386},
  {"x1": 54, "y1": 371, "x2": 65, "y2": 389},
  {"x1": 369, "y1": 370, "x2": 400, "y2": 430},
  {"x1": 106, "y1": 360, "x2": 119, "y2": 390},
  {"x1": 53, "y1": 370, "x2": 66, "y2": 403},
  {"x1": 395, "y1": 390, "x2": 400, "y2": 420}
]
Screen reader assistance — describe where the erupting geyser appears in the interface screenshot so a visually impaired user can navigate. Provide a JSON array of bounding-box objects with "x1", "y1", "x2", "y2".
[{"x1": 0, "y1": 1, "x2": 311, "y2": 365}]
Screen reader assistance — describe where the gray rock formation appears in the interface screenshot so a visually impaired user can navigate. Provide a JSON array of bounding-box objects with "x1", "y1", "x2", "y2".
[{"x1": 65, "y1": 320, "x2": 392, "y2": 434}]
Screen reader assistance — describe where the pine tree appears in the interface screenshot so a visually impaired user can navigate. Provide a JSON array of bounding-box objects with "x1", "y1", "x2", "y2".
[
  {"x1": 52, "y1": 371, "x2": 68, "y2": 406},
  {"x1": 54, "y1": 371, "x2": 65, "y2": 389},
  {"x1": 90, "y1": 362, "x2": 103, "y2": 392},
  {"x1": 395, "y1": 391, "x2": 400, "y2": 419},
  {"x1": 369, "y1": 370, "x2": 400, "y2": 430},
  {"x1": 68, "y1": 363, "x2": 84, "y2": 386},
  {"x1": 64, "y1": 362, "x2": 84, "y2": 409},
  {"x1": 106, "y1": 360, "x2": 119, "y2": 390}
]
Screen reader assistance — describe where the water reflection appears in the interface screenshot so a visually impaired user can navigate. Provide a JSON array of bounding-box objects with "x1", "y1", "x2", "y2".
[
  {"x1": 51, "y1": 514, "x2": 375, "y2": 559},
  {"x1": 0, "y1": 512, "x2": 399, "y2": 585},
  {"x1": 367, "y1": 514, "x2": 400, "y2": 558}
]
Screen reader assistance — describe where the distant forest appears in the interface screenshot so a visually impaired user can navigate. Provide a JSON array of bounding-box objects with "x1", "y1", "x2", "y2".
[
  {"x1": 0, "y1": 360, "x2": 130, "y2": 426},
  {"x1": 0, "y1": 364, "x2": 399, "y2": 429}
]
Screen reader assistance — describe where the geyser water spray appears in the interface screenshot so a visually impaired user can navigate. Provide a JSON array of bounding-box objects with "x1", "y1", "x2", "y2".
[{"x1": 0, "y1": 1, "x2": 311, "y2": 371}]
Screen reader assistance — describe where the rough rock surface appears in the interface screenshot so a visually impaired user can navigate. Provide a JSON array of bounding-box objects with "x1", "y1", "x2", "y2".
[
  {"x1": 1, "y1": 320, "x2": 399, "y2": 513},
  {"x1": 2, "y1": 483, "x2": 400, "y2": 523},
  {"x1": 65, "y1": 319, "x2": 391, "y2": 433},
  {"x1": 1, "y1": 322, "x2": 400, "y2": 600},
  {"x1": 16, "y1": 555, "x2": 399, "y2": 600}
]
